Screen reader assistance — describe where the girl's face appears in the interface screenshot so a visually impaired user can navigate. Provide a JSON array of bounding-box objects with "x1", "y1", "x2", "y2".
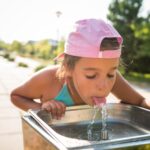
[{"x1": 69, "y1": 58, "x2": 119, "y2": 106}]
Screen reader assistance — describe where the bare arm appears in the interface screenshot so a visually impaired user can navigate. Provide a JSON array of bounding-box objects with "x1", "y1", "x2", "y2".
[
  {"x1": 112, "y1": 71, "x2": 150, "y2": 109},
  {"x1": 10, "y1": 66, "x2": 66, "y2": 118},
  {"x1": 10, "y1": 68, "x2": 54, "y2": 111},
  {"x1": 11, "y1": 77, "x2": 44, "y2": 111}
]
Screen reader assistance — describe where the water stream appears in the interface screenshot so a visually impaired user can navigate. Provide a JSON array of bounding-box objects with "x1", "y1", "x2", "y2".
[
  {"x1": 87, "y1": 105, "x2": 99, "y2": 141},
  {"x1": 87, "y1": 104, "x2": 108, "y2": 141},
  {"x1": 100, "y1": 104, "x2": 108, "y2": 140}
]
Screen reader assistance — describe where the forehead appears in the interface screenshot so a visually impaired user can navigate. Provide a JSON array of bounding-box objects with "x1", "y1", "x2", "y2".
[{"x1": 74, "y1": 57, "x2": 119, "y2": 71}]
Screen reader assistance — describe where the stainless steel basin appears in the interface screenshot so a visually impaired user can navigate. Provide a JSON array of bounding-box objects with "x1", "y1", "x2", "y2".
[{"x1": 23, "y1": 103, "x2": 150, "y2": 150}]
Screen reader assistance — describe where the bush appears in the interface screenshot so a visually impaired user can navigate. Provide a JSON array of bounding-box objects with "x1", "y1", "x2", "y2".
[
  {"x1": 18, "y1": 62, "x2": 28, "y2": 68},
  {"x1": 3, "y1": 53, "x2": 10, "y2": 59},
  {"x1": 8, "y1": 57, "x2": 15, "y2": 61},
  {"x1": 125, "y1": 72, "x2": 150, "y2": 83},
  {"x1": 131, "y1": 56, "x2": 150, "y2": 73},
  {"x1": 34, "y1": 65, "x2": 46, "y2": 72}
]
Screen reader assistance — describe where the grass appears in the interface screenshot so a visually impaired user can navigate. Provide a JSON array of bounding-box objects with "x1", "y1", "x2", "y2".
[{"x1": 124, "y1": 72, "x2": 150, "y2": 83}]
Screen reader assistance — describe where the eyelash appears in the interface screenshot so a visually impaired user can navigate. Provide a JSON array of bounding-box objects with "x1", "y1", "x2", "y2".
[
  {"x1": 107, "y1": 74, "x2": 115, "y2": 78},
  {"x1": 86, "y1": 74, "x2": 115, "y2": 79},
  {"x1": 86, "y1": 75, "x2": 96, "y2": 79}
]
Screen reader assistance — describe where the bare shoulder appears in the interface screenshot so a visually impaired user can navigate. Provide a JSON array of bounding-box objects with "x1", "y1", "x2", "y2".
[
  {"x1": 11, "y1": 65, "x2": 64, "y2": 99},
  {"x1": 28, "y1": 65, "x2": 64, "y2": 87}
]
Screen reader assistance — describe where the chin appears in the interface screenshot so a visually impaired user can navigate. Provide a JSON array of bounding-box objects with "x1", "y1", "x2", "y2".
[{"x1": 87, "y1": 102, "x2": 94, "y2": 106}]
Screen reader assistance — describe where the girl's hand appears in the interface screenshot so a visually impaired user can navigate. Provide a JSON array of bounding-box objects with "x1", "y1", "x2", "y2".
[
  {"x1": 141, "y1": 98, "x2": 150, "y2": 109},
  {"x1": 41, "y1": 100, "x2": 66, "y2": 119}
]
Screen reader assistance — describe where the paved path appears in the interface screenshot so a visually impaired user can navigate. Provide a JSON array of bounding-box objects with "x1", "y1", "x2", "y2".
[
  {"x1": 0, "y1": 56, "x2": 149, "y2": 150},
  {"x1": 0, "y1": 57, "x2": 34, "y2": 150}
]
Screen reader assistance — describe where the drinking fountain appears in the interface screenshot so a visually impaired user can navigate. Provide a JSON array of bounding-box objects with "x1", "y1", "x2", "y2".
[{"x1": 22, "y1": 103, "x2": 150, "y2": 150}]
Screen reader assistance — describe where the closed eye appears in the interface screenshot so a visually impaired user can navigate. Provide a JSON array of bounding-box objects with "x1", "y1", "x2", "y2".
[
  {"x1": 86, "y1": 74, "x2": 97, "y2": 79},
  {"x1": 107, "y1": 74, "x2": 115, "y2": 78}
]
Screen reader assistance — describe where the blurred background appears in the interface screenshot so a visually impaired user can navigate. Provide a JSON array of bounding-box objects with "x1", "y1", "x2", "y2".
[
  {"x1": 0, "y1": 0, "x2": 150, "y2": 150},
  {"x1": 0, "y1": 0, "x2": 149, "y2": 78}
]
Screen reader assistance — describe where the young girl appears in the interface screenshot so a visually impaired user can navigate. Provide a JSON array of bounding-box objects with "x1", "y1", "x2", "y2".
[{"x1": 11, "y1": 19, "x2": 150, "y2": 120}]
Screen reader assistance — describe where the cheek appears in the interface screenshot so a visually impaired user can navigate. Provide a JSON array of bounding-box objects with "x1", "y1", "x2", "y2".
[
  {"x1": 73, "y1": 73, "x2": 90, "y2": 94},
  {"x1": 74, "y1": 75, "x2": 87, "y2": 89},
  {"x1": 109, "y1": 76, "x2": 117, "y2": 91}
]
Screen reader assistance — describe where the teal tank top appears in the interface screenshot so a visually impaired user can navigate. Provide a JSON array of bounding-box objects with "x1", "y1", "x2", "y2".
[{"x1": 54, "y1": 84, "x2": 74, "y2": 106}]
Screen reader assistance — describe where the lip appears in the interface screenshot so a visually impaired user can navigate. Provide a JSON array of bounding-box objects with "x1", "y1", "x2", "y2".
[{"x1": 92, "y1": 96, "x2": 106, "y2": 106}]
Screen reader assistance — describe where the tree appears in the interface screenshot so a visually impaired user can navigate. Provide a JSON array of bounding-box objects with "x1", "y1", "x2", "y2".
[
  {"x1": 130, "y1": 14, "x2": 150, "y2": 73},
  {"x1": 34, "y1": 39, "x2": 52, "y2": 59},
  {"x1": 10, "y1": 40, "x2": 23, "y2": 53},
  {"x1": 24, "y1": 42, "x2": 35, "y2": 55},
  {"x1": 0, "y1": 40, "x2": 7, "y2": 50},
  {"x1": 107, "y1": 0, "x2": 146, "y2": 74},
  {"x1": 53, "y1": 39, "x2": 65, "y2": 57}
]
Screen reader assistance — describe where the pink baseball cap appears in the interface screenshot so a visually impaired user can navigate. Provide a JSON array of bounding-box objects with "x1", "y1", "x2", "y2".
[{"x1": 55, "y1": 18, "x2": 123, "y2": 60}]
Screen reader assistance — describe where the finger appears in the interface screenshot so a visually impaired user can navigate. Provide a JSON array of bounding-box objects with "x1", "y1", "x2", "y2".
[
  {"x1": 58, "y1": 102, "x2": 66, "y2": 116},
  {"x1": 49, "y1": 102, "x2": 58, "y2": 119},
  {"x1": 41, "y1": 100, "x2": 66, "y2": 119},
  {"x1": 41, "y1": 102, "x2": 51, "y2": 112},
  {"x1": 50, "y1": 101, "x2": 62, "y2": 119},
  {"x1": 58, "y1": 102, "x2": 66, "y2": 117}
]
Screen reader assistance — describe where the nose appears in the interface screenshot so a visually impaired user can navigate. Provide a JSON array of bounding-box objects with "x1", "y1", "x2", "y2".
[{"x1": 96, "y1": 78, "x2": 108, "y2": 90}]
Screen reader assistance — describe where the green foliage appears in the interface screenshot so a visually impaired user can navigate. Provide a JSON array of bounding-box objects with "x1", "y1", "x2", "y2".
[
  {"x1": 8, "y1": 57, "x2": 15, "y2": 62},
  {"x1": 107, "y1": 0, "x2": 150, "y2": 74},
  {"x1": 34, "y1": 64, "x2": 47, "y2": 72},
  {"x1": 0, "y1": 38, "x2": 63, "y2": 62},
  {"x1": 0, "y1": 49, "x2": 16, "y2": 62},
  {"x1": 0, "y1": 40, "x2": 7, "y2": 50},
  {"x1": 53, "y1": 39, "x2": 65, "y2": 57},
  {"x1": 17, "y1": 62, "x2": 28, "y2": 68},
  {"x1": 10, "y1": 40, "x2": 23, "y2": 53},
  {"x1": 3, "y1": 52, "x2": 10, "y2": 59},
  {"x1": 134, "y1": 15, "x2": 150, "y2": 57},
  {"x1": 23, "y1": 42, "x2": 35, "y2": 55},
  {"x1": 125, "y1": 72, "x2": 150, "y2": 83},
  {"x1": 34, "y1": 40, "x2": 52, "y2": 59},
  {"x1": 130, "y1": 56, "x2": 150, "y2": 73}
]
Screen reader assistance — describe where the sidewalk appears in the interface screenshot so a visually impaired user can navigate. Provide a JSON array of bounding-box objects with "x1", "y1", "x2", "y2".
[
  {"x1": 0, "y1": 56, "x2": 150, "y2": 150},
  {"x1": 0, "y1": 57, "x2": 34, "y2": 150}
]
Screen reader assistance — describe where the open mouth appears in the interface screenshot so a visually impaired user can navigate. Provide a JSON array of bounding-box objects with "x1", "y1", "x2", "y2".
[{"x1": 92, "y1": 97, "x2": 106, "y2": 107}]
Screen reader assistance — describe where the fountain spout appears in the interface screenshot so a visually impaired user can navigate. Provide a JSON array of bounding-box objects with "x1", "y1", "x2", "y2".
[{"x1": 100, "y1": 129, "x2": 108, "y2": 140}]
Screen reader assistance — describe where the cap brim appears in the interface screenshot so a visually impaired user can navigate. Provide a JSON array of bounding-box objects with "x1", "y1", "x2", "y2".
[{"x1": 53, "y1": 53, "x2": 64, "y2": 61}]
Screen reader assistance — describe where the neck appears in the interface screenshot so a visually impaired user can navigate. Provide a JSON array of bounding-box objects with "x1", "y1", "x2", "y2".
[{"x1": 66, "y1": 77, "x2": 85, "y2": 105}]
